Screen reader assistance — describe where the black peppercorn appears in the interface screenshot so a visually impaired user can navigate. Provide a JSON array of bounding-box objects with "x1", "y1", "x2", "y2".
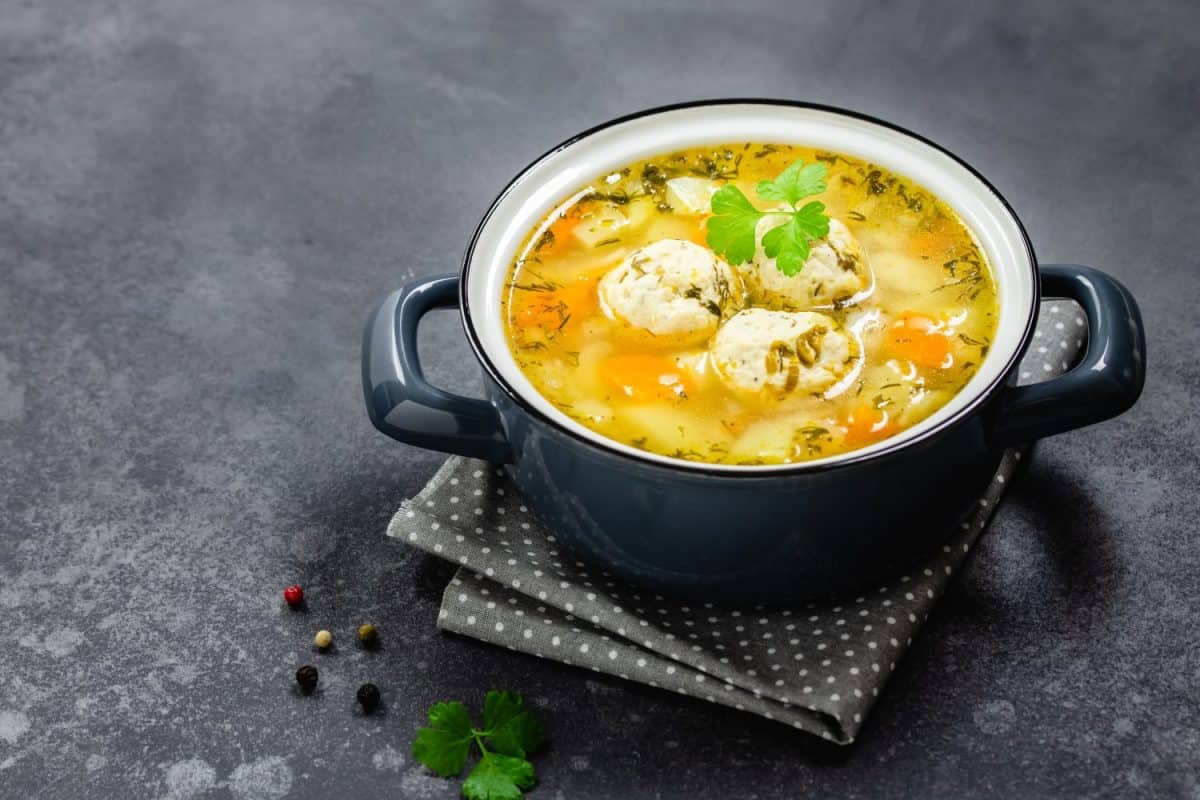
[
  {"x1": 296, "y1": 664, "x2": 319, "y2": 694},
  {"x1": 356, "y1": 682, "x2": 381, "y2": 712}
]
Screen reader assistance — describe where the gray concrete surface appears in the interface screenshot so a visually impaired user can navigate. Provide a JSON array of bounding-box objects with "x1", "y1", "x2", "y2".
[{"x1": 1, "y1": 1, "x2": 1197, "y2": 797}]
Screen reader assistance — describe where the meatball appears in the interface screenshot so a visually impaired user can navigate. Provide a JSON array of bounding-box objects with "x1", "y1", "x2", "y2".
[
  {"x1": 741, "y1": 217, "x2": 870, "y2": 309},
  {"x1": 599, "y1": 239, "x2": 744, "y2": 343},
  {"x1": 710, "y1": 308, "x2": 856, "y2": 395}
]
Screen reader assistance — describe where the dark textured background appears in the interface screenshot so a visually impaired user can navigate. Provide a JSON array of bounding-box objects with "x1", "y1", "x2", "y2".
[{"x1": 1, "y1": 1, "x2": 1197, "y2": 797}]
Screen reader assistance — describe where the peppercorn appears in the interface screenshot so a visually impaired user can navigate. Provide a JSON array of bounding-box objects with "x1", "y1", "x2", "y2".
[
  {"x1": 314, "y1": 630, "x2": 333, "y2": 650},
  {"x1": 295, "y1": 664, "x2": 319, "y2": 694},
  {"x1": 357, "y1": 623, "x2": 378, "y2": 647},
  {"x1": 283, "y1": 584, "x2": 304, "y2": 608},
  {"x1": 356, "y1": 682, "x2": 381, "y2": 713}
]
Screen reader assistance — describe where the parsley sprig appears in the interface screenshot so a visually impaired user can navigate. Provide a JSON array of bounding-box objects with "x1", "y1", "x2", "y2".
[
  {"x1": 413, "y1": 690, "x2": 545, "y2": 800},
  {"x1": 705, "y1": 159, "x2": 831, "y2": 276}
]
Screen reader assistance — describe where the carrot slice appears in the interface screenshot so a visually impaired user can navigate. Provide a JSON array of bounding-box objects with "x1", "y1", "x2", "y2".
[
  {"x1": 597, "y1": 354, "x2": 695, "y2": 401},
  {"x1": 512, "y1": 277, "x2": 597, "y2": 333},
  {"x1": 885, "y1": 314, "x2": 952, "y2": 369},
  {"x1": 843, "y1": 405, "x2": 898, "y2": 447},
  {"x1": 905, "y1": 217, "x2": 956, "y2": 260},
  {"x1": 685, "y1": 215, "x2": 711, "y2": 246}
]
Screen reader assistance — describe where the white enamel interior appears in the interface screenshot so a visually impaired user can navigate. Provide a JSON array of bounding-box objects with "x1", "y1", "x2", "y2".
[{"x1": 465, "y1": 104, "x2": 1034, "y2": 472}]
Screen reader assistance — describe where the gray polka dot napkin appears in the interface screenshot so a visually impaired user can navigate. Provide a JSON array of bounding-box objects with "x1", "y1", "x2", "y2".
[{"x1": 388, "y1": 301, "x2": 1086, "y2": 744}]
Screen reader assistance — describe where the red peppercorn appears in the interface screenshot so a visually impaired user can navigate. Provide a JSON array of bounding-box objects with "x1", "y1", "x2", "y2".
[{"x1": 283, "y1": 584, "x2": 304, "y2": 608}]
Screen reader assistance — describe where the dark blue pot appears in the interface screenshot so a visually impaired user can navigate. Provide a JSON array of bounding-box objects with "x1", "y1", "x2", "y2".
[{"x1": 362, "y1": 101, "x2": 1146, "y2": 603}]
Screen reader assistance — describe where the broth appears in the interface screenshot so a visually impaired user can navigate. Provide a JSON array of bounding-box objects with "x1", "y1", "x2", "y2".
[{"x1": 501, "y1": 143, "x2": 998, "y2": 465}]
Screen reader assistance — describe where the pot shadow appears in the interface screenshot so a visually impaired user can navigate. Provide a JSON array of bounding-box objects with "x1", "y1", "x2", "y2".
[
  {"x1": 833, "y1": 449, "x2": 1128, "y2": 756},
  {"x1": 984, "y1": 450, "x2": 1124, "y2": 612},
  {"x1": 412, "y1": 551, "x2": 459, "y2": 602}
]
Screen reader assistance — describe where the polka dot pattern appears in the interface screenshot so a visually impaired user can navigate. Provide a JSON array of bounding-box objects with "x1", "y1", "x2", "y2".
[{"x1": 387, "y1": 301, "x2": 1085, "y2": 745}]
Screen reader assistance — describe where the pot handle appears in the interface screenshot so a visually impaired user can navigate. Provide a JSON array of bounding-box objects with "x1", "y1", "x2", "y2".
[
  {"x1": 993, "y1": 264, "x2": 1145, "y2": 445},
  {"x1": 362, "y1": 273, "x2": 512, "y2": 463}
]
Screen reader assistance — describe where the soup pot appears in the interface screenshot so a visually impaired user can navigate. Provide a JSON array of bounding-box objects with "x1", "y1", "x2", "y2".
[{"x1": 363, "y1": 101, "x2": 1145, "y2": 603}]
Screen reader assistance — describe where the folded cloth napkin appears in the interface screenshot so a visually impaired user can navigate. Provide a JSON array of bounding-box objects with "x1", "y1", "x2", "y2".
[{"x1": 389, "y1": 301, "x2": 1085, "y2": 743}]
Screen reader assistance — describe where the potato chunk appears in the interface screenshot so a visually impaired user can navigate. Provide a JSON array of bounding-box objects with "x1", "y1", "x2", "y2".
[{"x1": 665, "y1": 177, "x2": 720, "y2": 214}]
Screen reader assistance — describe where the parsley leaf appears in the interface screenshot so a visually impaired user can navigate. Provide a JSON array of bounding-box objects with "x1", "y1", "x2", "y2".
[
  {"x1": 483, "y1": 690, "x2": 544, "y2": 758},
  {"x1": 412, "y1": 691, "x2": 545, "y2": 799},
  {"x1": 463, "y1": 753, "x2": 536, "y2": 800},
  {"x1": 755, "y1": 160, "x2": 828, "y2": 205},
  {"x1": 761, "y1": 202, "x2": 831, "y2": 276},
  {"x1": 705, "y1": 185, "x2": 764, "y2": 265},
  {"x1": 706, "y1": 159, "x2": 831, "y2": 276},
  {"x1": 412, "y1": 701, "x2": 474, "y2": 777}
]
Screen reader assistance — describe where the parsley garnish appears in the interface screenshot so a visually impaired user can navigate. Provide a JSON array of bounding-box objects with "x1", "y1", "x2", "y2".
[
  {"x1": 705, "y1": 159, "x2": 831, "y2": 276},
  {"x1": 413, "y1": 690, "x2": 545, "y2": 800}
]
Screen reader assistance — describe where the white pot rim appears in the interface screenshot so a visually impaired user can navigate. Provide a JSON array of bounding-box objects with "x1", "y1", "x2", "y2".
[{"x1": 460, "y1": 100, "x2": 1039, "y2": 475}]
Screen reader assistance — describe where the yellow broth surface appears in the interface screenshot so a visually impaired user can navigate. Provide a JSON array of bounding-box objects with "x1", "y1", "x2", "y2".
[{"x1": 501, "y1": 144, "x2": 998, "y2": 465}]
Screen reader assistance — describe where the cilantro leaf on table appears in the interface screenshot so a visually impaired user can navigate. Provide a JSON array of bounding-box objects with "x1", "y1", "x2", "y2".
[
  {"x1": 412, "y1": 701, "x2": 474, "y2": 777},
  {"x1": 705, "y1": 159, "x2": 832, "y2": 275},
  {"x1": 462, "y1": 753, "x2": 536, "y2": 800},
  {"x1": 483, "y1": 690, "x2": 545, "y2": 758},
  {"x1": 412, "y1": 690, "x2": 545, "y2": 799}
]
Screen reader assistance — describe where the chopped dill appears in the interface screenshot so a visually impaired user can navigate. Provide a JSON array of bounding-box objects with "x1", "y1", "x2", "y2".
[{"x1": 534, "y1": 229, "x2": 555, "y2": 251}]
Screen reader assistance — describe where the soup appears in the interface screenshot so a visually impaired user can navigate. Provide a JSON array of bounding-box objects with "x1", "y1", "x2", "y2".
[{"x1": 501, "y1": 143, "x2": 998, "y2": 465}]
